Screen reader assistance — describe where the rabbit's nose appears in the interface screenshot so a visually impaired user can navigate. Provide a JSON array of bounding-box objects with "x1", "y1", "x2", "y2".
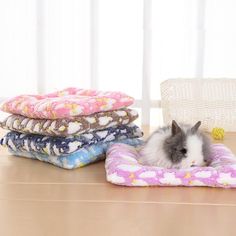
[{"x1": 190, "y1": 160, "x2": 196, "y2": 167}]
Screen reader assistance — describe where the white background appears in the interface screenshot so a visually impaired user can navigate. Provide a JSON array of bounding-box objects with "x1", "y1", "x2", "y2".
[{"x1": 0, "y1": 0, "x2": 236, "y2": 126}]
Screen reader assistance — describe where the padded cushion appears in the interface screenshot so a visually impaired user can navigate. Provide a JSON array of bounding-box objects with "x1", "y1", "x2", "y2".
[
  {"x1": 8, "y1": 138, "x2": 143, "y2": 169},
  {"x1": 1, "y1": 88, "x2": 134, "y2": 119},
  {"x1": 106, "y1": 143, "x2": 236, "y2": 188},
  {"x1": 0, "y1": 108, "x2": 138, "y2": 137},
  {"x1": 1, "y1": 124, "x2": 143, "y2": 156}
]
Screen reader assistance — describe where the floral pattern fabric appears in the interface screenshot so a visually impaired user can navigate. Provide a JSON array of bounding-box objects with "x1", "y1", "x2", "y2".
[
  {"x1": 8, "y1": 138, "x2": 143, "y2": 169},
  {"x1": 0, "y1": 108, "x2": 138, "y2": 137},
  {"x1": 106, "y1": 143, "x2": 236, "y2": 188},
  {"x1": 1, "y1": 87, "x2": 134, "y2": 119},
  {"x1": 1, "y1": 124, "x2": 143, "y2": 156}
]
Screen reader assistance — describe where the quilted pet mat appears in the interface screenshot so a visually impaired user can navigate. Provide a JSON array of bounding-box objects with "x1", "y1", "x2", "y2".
[{"x1": 106, "y1": 143, "x2": 236, "y2": 188}]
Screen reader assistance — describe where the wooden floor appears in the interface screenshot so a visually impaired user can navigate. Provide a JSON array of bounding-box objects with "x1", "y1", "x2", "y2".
[{"x1": 0, "y1": 127, "x2": 236, "y2": 236}]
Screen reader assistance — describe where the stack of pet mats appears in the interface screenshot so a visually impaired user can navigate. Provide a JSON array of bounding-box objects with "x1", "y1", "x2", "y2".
[
  {"x1": 0, "y1": 88, "x2": 143, "y2": 169},
  {"x1": 106, "y1": 143, "x2": 236, "y2": 188}
]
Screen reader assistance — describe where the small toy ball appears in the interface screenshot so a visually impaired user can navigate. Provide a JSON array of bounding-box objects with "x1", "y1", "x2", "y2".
[{"x1": 211, "y1": 127, "x2": 225, "y2": 140}]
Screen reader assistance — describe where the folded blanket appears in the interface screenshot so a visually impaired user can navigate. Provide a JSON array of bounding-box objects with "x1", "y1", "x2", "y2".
[
  {"x1": 7, "y1": 138, "x2": 143, "y2": 169},
  {"x1": 1, "y1": 87, "x2": 134, "y2": 119},
  {"x1": 0, "y1": 108, "x2": 138, "y2": 137},
  {"x1": 1, "y1": 124, "x2": 143, "y2": 156}
]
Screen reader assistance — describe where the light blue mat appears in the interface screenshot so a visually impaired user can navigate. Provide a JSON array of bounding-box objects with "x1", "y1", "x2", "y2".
[{"x1": 7, "y1": 138, "x2": 143, "y2": 169}]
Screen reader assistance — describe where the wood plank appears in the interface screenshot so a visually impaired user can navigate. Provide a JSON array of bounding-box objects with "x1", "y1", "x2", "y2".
[
  {"x1": 0, "y1": 184, "x2": 235, "y2": 205},
  {"x1": 0, "y1": 154, "x2": 106, "y2": 184},
  {"x1": 0, "y1": 200, "x2": 235, "y2": 236}
]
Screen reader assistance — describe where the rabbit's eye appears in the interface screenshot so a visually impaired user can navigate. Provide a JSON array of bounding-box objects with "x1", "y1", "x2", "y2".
[{"x1": 180, "y1": 148, "x2": 187, "y2": 154}]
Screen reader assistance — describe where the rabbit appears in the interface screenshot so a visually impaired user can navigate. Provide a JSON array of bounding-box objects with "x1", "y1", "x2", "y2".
[{"x1": 139, "y1": 120, "x2": 212, "y2": 169}]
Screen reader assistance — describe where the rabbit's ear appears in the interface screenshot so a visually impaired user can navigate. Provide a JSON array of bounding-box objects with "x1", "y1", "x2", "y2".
[
  {"x1": 191, "y1": 121, "x2": 201, "y2": 133},
  {"x1": 171, "y1": 120, "x2": 181, "y2": 136}
]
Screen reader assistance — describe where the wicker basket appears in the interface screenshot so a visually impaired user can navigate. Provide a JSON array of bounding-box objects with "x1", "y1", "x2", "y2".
[{"x1": 160, "y1": 79, "x2": 236, "y2": 132}]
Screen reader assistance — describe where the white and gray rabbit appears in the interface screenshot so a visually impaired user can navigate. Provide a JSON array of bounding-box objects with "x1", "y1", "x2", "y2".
[{"x1": 139, "y1": 120, "x2": 211, "y2": 169}]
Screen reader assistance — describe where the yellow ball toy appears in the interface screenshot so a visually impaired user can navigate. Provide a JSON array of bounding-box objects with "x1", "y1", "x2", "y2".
[{"x1": 211, "y1": 127, "x2": 225, "y2": 140}]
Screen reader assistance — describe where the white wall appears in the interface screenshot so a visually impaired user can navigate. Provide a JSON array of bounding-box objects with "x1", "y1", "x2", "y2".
[{"x1": 0, "y1": 0, "x2": 236, "y2": 126}]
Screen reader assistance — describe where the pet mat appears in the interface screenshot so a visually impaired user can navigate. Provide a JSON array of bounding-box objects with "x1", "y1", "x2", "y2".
[
  {"x1": 0, "y1": 108, "x2": 138, "y2": 137},
  {"x1": 106, "y1": 143, "x2": 236, "y2": 188},
  {"x1": 1, "y1": 124, "x2": 143, "y2": 156},
  {"x1": 1, "y1": 87, "x2": 134, "y2": 119},
  {"x1": 8, "y1": 138, "x2": 143, "y2": 169}
]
